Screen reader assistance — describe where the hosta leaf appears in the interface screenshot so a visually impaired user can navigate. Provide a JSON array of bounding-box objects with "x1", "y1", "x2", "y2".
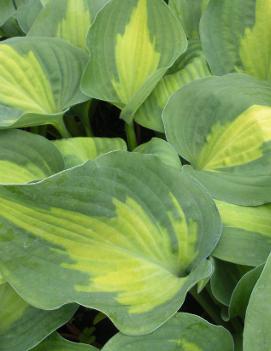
[
  {"x1": 201, "y1": 0, "x2": 271, "y2": 80},
  {"x1": 0, "y1": 37, "x2": 88, "y2": 130},
  {"x1": 54, "y1": 137, "x2": 127, "y2": 168},
  {"x1": 0, "y1": 284, "x2": 77, "y2": 351},
  {"x1": 0, "y1": 152, "x2": 221, "y2": 335},
  {"x1": 0, "y1": 273, "x2": 5, "y2": 285},
  {"x1": 81, "y1": 0, "x2": 187, "y2": 124},
  {"x1": 16, "y1": 0, "x2": 43, "y2": 33},
  {"x1": 0, "y1": 129, "x2": 64, "y2": 184},
  {"x1": 164, "y1": 74, "x2": 271, "y2": 205},
  {"x1": 227, "y1": 265, "x2": 263, "y2": 320},
  {"x1": 213, "y1": 201, "x2": 271, "y2": 266},
  {"x1": 0, "y1": 0, "x2": 38, "y2": 36},
  {"x1": 102, "y1": 312, "x2": 234, "y2": 351},
  {"x1": 169, "y1": 0, "x2": 209, "y2": 39},
  {"x1": 28, "y1": 0, "x2": 109, "y2": 49},
  {"x1": 0, "y1": 15, "x2": 24, "y2": 38},
  {"x1": 244, "y1": 253, "x2": 271, "y2": 351},
  {"x1": 210, "y1": 260, "x2": 246, "y2": 306},
  {"x1": 134, "y1": 40, "x2": 210, "y2": 132},
  {"x1": 33, "y1": 333, "x2": 97, "y2": 351},
  {"x1": 0, "y1": 0, "x2": 16, "y2": 27},
  {"x1": 135, "y1": 137, "x2": 182, "y2": 169}
]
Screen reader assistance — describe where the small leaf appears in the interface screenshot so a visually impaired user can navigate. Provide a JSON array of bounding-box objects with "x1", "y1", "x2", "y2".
[
  {"x1": 244, "y1": 253, "x2": 271, "y2": 351},
  {"x1": 102, "y1": 312, "x2": 234, "y2": 351},
  {"x1": 0, "y1": 37, "x2": 88, "y2": 129},
  {"x1": 81, "y1": 0, "x2": 187, "y2": 123},
  {"x1": 32, "y1": 333, "x2": 98, "y2": 351},
  {"x1": 0, "y1": 284, "x2": 77, "y2": 351},
  {"x1": 54, "y1": 137, "x2": 127, "y2": 169},
  {"x1": 0, "y1": 151, "x2": 221, "y2": 335},
  {"x1": 0, "y1": 129, "x2": 64, "y2": 184}
]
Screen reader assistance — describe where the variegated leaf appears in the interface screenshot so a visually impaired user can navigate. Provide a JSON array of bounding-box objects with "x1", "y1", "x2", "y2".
[
  {"x1": 0, "y1": 37, "x2": 88, "y2": 131},
  {"x1": 0, "y1": 152, "x2": 221, "y2": 335},
  {"x1": 164, "y1": 74, "x2": 271, "y2": 205},
  {"x1": 0, "y1": 129, "x2": 64, "y2": 184},
  {"x1": 28, "y1": 0, "x2": 109, "y2": 49},
  {"x1": 81, "y1": 0, "x2": 187, "y2": 124},
  {"x1": 0, "y1": 284, "x2": 76, "y2": 351},
  {"x1": 102, "y1": 313, "x2": 234, "y2": 351},
  {"x1": 134, "y1": 40, "x2": 210, "y2": 132},
  {"x1": 214, "y1": 201, "x2": 271, "y2": 266},
  {"x1": 201, "y1": 0, "x2": 271, "y2": 81},
  {"x1": 54, "y1": 137, "x2": 127, "y2": 168},
  {"x1": 33, "y1": 333, "x2": 97, "y2": 351}
]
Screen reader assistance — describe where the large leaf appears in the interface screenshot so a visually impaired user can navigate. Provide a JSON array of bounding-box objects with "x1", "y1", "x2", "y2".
[
  {"x1": 134, "y1": 40, "x2": 210, "y2": 132},
  {"x1": 201, "y1": 0, "x2": 271, "y2": 81},
  {"x1": 0, "y1": 284, "x2": 76, "y2": 351},
  {"x1": 0, "y1": 151, "x2": 221, "y2": 335},
  {"x1": 213, "y1": 201, "x2": 271, "y2": 266},
  {"x1": 0, "y1": 129, "x2": 64, "y2": 184},
  {"x1": 54, "y1": 137, "x2": 127, "y2": 168},
  {"x1": 81, "y1": 0, "x2": 187, "y2": 124},
  {"x1": 169, "y1": 0, "x2": 209, "y2": 39},
  {"x1": 33, "y1": 333, "x2": 97, "y2": 351},
  {"x1": 102, "y1": 312, "x2": 234, "y2": 351},
  {"x1": 0, "y1": 37, "x2": 88, "y2": 130},
  {"x1": 164, "y1": 74, "x2": 271, "y2": 205},
  {"x1": 28, "y1": 0, "x2": 109, "y2": 49},
  {"x1": 244, "y1": 253, "x2": 271, "y2": 351}
]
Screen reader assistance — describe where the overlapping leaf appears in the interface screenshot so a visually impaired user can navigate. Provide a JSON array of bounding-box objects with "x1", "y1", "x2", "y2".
[
  {"x1": 33, "y1": 334, "x2": 97, "y2": 351},
  {"x1": 81, "y1": 0, "x2": 187, "y2": 124},
  {"x1": 164, "y1": 74, "x2": 271, "y2": 205},
  {"x1": 135, "y1": 138, "x2": 182, "y2": 170},
  {"x1": 169, "y1": 0, "x2": 209, "y2": 39},
  {"x1": 134, "y1": 40, "x2": 210, "y2": 132},
  {"x1": 214, "y1": 201, "x2": 271, "y2": 266},
  {"x1": 210, "y1": 260, "x2": 246, "y2": 306},
  {"x1": 0, "y1": 151, "x2": 220, "y2": 335},
  {"x1": 0, "y1": 284, "x2": 76, "y2": 351},
  {"x1": 0, "y1": 0, "x2": 16, "y2": 27},
  {"x1": 54, "y1": 137, "x2": 127, "y2": 168},
  {"x1": 227, "y1": 265, "x2": 263, "y2": 321},
  {"x1": 244, "y1": 253, "x2": 271, "y2": 351},
  {"x1": 0, "y1": 129, "x2": 64, "y2": 184},
  {"x1": 102, "y1": 313, "x2": 234, "y2": 351},
  {"x1": 0, "y1": 37, "x2": 88, "y2": 131},
  {"x1": 16, "y1": 0, "x2": 43, "y2": 33},
  {"x1": 28, "y1": 0, "x2": 109, "y2": 49},
  {"x1": 201, "y1": 0, "x2": 271, "y2": 81}
]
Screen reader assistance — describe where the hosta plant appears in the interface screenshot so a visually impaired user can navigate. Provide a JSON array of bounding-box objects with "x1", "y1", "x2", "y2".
[{"x1": 0, "y1": 0, "x2": 270, "y2": 350}]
